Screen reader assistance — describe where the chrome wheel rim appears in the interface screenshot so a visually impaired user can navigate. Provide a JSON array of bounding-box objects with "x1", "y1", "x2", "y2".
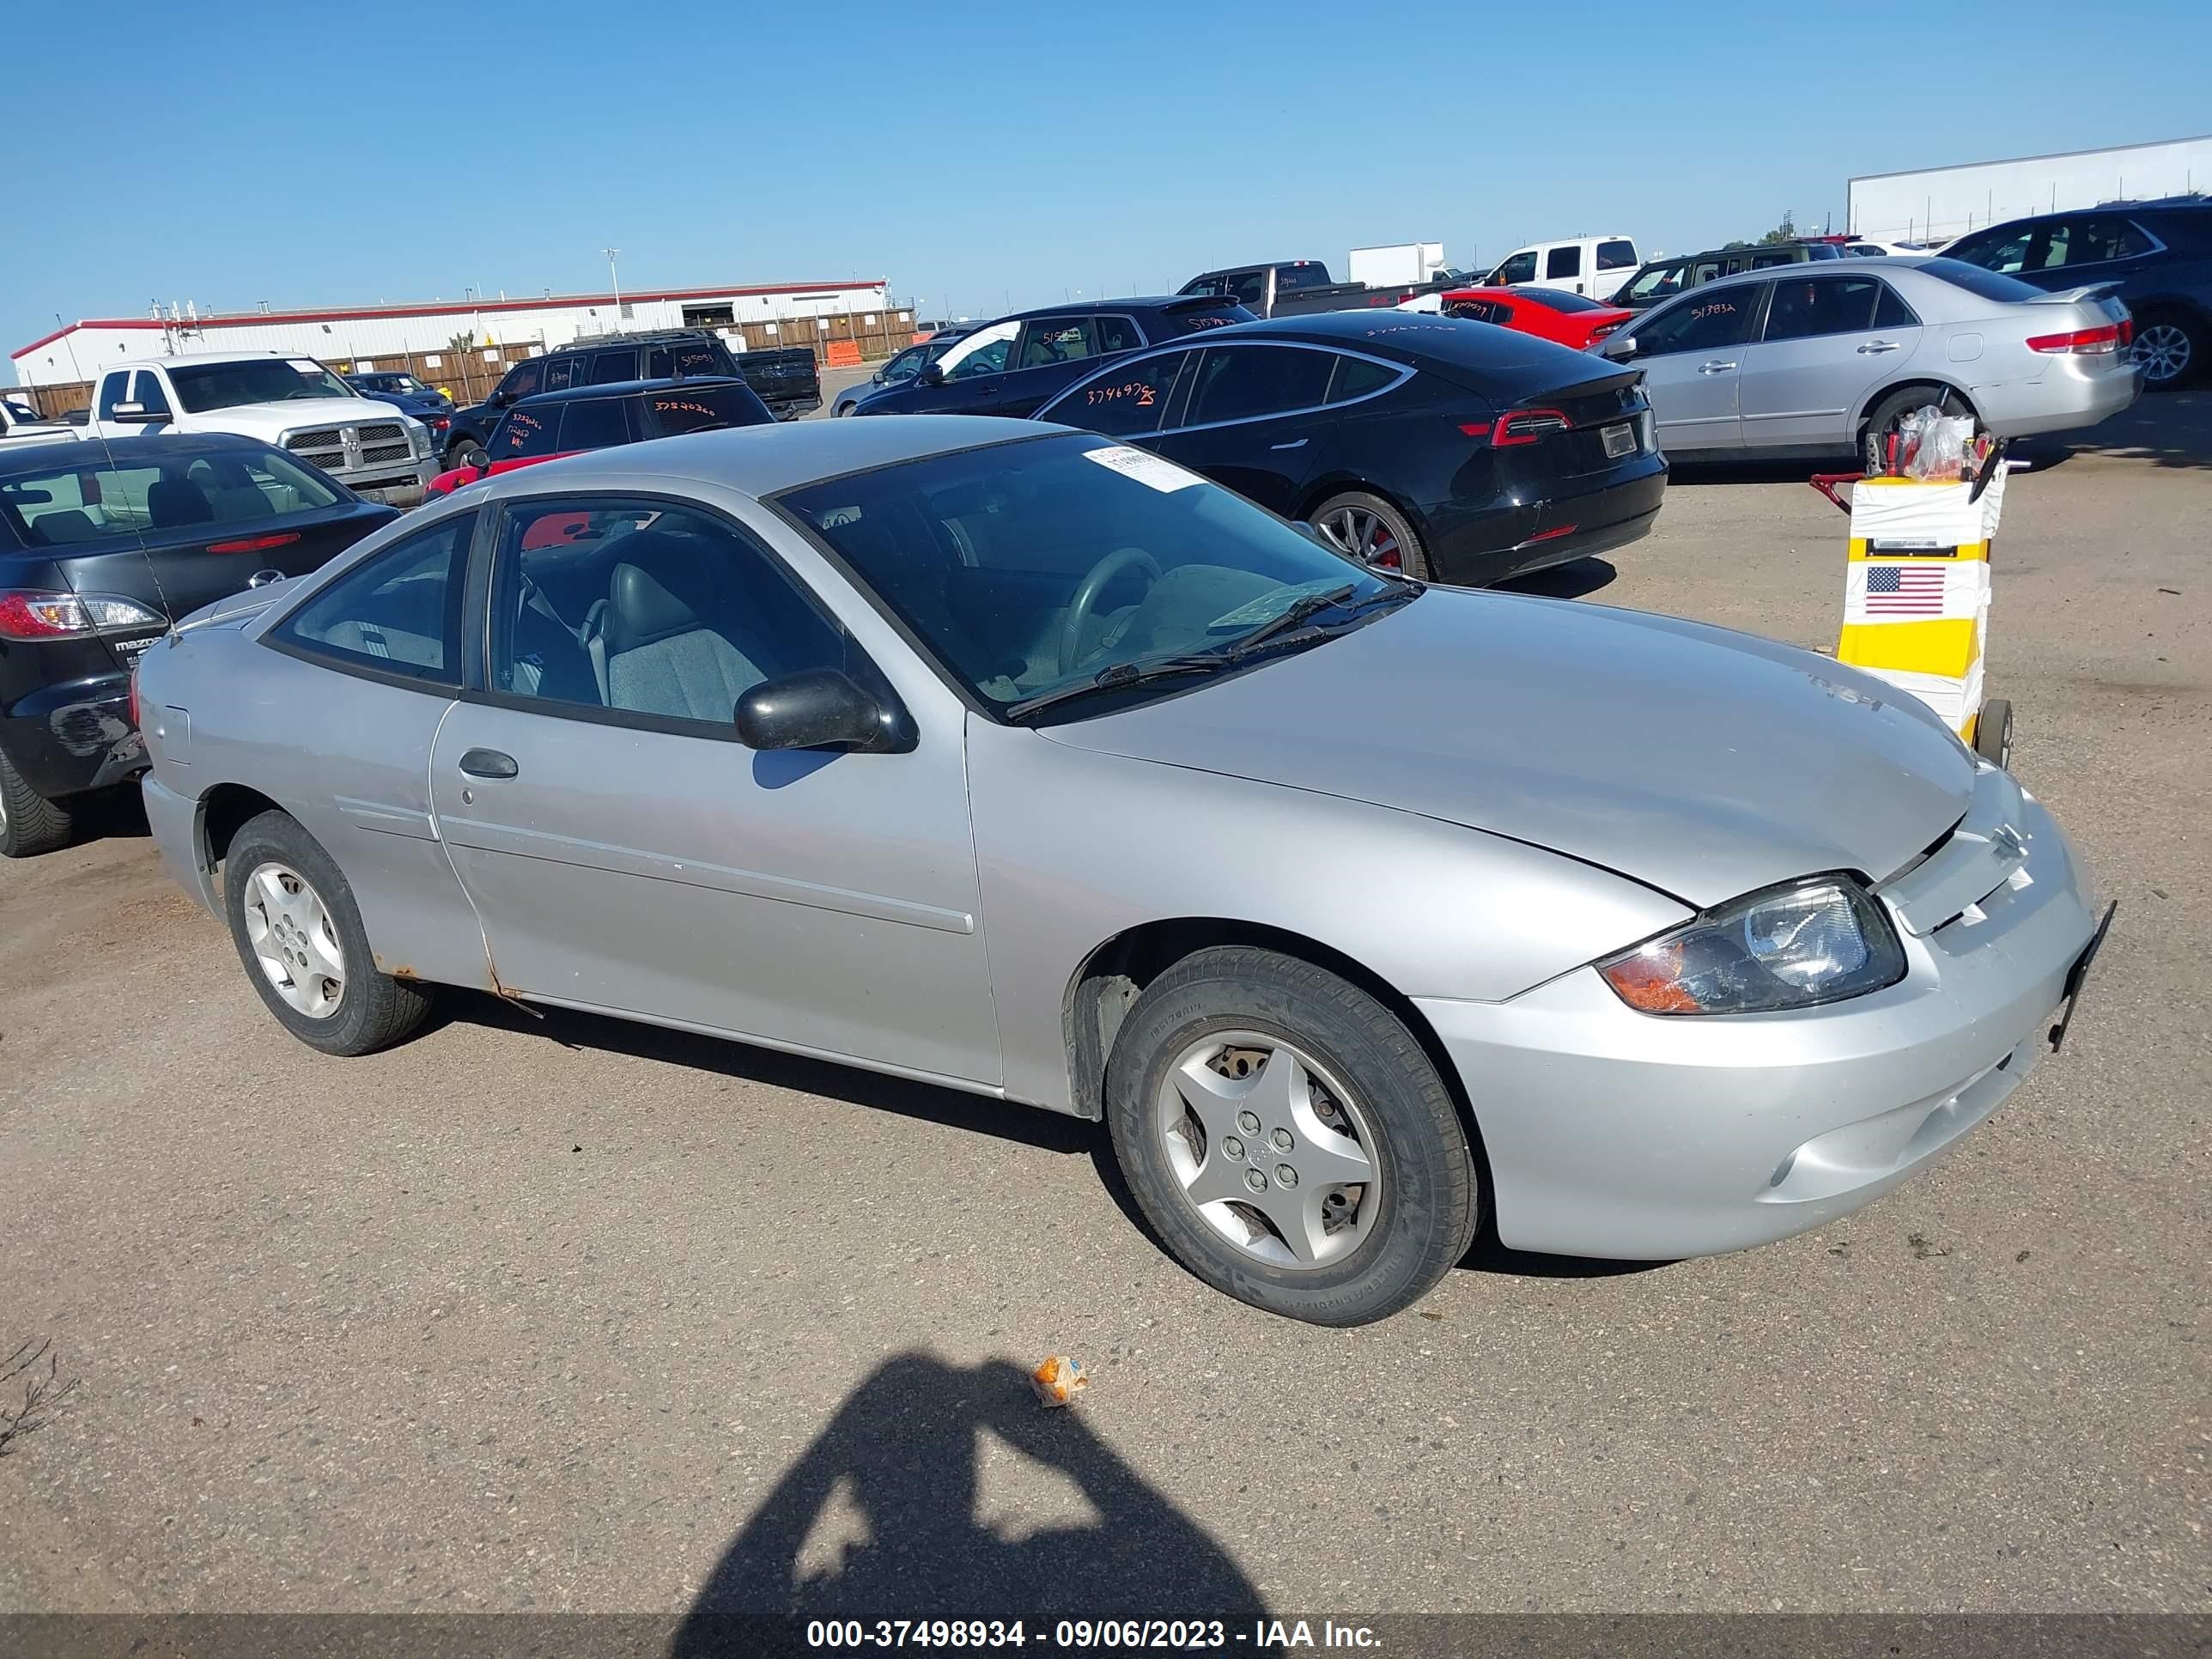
[
  {"x1": 240, "y1": 860, "x2": 346, "y2": 1019},
  {"x1": 1152, "y1": 1030, "x2": 1382, "y2": 1271},
  {"x1": 1315, "y1": 506, "x2": 1401, "y2": 570},
  {"x1": 2134, "y1": 324, "x2": 2191, "y2": 385}
]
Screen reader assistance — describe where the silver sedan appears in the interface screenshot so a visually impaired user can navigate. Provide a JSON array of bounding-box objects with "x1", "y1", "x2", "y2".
[
  {"x1": 135, "y1": 417, "x2": 2106, "y2": 1324},
  {"x1": 1603, "y1": 256, "x2": 2141, "y2": 469}
]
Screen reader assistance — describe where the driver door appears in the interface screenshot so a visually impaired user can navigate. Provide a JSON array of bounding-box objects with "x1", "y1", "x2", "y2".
[{"x1": 884, "y1": 320, "x2": 1017, "y2": 415}]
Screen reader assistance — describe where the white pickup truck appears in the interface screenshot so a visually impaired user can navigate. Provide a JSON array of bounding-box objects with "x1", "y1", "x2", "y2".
[
  {"x1": 0, "y1": 394, "x2": 75, "y2": 448},
  {"x1": 79, "y1": 351, "x2": 438, "y2": 504}
]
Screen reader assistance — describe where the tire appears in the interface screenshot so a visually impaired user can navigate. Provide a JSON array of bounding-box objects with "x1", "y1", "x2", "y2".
[
  {"x1": 1309, "y1": 490, "x2": 1432, "y2": 582},
  {"x1": 447, "y1": 441, "x2": 487, "y2": 471},
  {"x1": 1104, "y1": 946, "x2": 1480, "y2": 1326},
  {"x1": 1862, "y1": 385, "x2": 1976, "y2": 476},
  {"x1": 2131, "y1": 309, "x2": 2201, "y2": 390},
  {"x1": 222, "y1": 810, "x2": 433, "y2": 1056},
  {"x1": 0, "y1": 744, "x2": 76, "y2": 859},
  {"x1": 1973, "y1": 697, "x2": 2014, "y2": 769}
]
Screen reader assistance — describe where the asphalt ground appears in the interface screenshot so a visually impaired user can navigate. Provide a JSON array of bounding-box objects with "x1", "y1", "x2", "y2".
[{"x1": 1, "y1": 386, "x2": 2205, "y2": 1624}]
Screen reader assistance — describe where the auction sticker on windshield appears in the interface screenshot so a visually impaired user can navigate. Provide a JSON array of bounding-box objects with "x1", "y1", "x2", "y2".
[{"x1": 1083, "y1": 446, "x2": 1202, "y2": 492}]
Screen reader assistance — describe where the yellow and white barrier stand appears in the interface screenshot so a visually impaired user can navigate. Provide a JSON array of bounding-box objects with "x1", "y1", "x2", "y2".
[{"x1": 1835, "y1": 466, "x2": 2008, "y2": 758}]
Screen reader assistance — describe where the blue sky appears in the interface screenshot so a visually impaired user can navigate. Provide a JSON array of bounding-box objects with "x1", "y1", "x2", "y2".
[{"x1": 8, "y1": 0, "x2": 2211, "y2": 370}]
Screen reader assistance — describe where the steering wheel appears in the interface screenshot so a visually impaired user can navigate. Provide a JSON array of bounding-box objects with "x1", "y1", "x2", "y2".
[{"x1": 1059, "y1": 547, "x2": 1163, "y2": 674}]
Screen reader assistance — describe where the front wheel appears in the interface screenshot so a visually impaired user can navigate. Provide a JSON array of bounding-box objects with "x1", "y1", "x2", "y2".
[
  {"x1": 222, "y1": 810, "x2": 434, "y2": 1055},
  {"x1": 1105, "y1": 947, "x2": 1480, "y2": 1326},
  {"x1": 1310, "y1": 490, "x2": 1431, "y2": 581},
  {"x1": 1973, "y1": 698, "x2": 2014, "y2": 769}
]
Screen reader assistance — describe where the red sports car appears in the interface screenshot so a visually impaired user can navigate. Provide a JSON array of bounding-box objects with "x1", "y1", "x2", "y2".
[{"x1": 1437, "y1": 286, "x2": 1633, "y2": 350}]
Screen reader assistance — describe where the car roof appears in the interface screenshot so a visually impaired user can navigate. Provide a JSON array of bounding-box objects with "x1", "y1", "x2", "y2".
[
  {"x1": 469, "y1": 414, "x2": 1050, "y2": 503},
  {"x1": 0, "y1": 430, "x2": 275, "y2": 477},
  {"x1": 1190, "y1": 311, "x2": 1478, "y2": 349},
  {"x1": 511, "y1": 375, "x2": 750, "y2": 407},
  {"x1": 118, "y1": 350, "x2": 325, "y2": 369}
]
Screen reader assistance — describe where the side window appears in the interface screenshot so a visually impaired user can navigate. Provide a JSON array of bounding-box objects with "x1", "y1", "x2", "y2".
[
  {"x1": 1954, "y1": 226, "x2": 2036, "y2": 274},
  {"x1": 1492, "y1": 251, "x2": 1539, "y2": 286},
  {"x1": 1045, "y1": 351, "x2": 1186, "y2": 437},
  {"x1": 541, "y1": 356, "x2": 583, "y2": 392},
  {"x1": 2039, "y1": 216, "x2": 2154, "y2": 268},
  {"x1": 272, "y1": 513, "x2": 473, "y2": 684},
  {"x1": 495, "y1": 405, "x2": 562, "y2": 459},
  {"x1": 1094, "y1": 314, "x2": 1145, "y2": 354},
  {"x1": 1872, "y1": 283, "x2": 1920, "y2": 329},
  {"x1": 586, "y1": 349, "x2": 637, "y2": 386},
  {"x1": 1326, "y1": 355, "x2": 1401, "y2": 404},
  {"x1": 132, "y1": 372, "x2": 173, "y2": 418},
  {"x1": 1228, "y1": 271, "x2": 1267, "y2": 309},
  {"x1": 556, "y1": 398, "x2": 631, "y2": 452},
  {"x1": 98, "y1": 373, "x2": 132, "y2": 419},
  {"x1": 1546, "y1": 245, "x2": 1583, "y2": 280},
  {"x1": 883, "y1": 348, "x2": 927, "y2": 384},
  {"x1": 488, "y1": 500, "x2": 842, "y2": 724},
  {"x1": 1183, "y1": 347, "x2": 1335, "y2": 425},
  {"x1": 1597, "y1": 240, "x2": 1638, "y2": 271},
  {"x1": 1633, "y1": 289, "x2": 1760, "y2": 357},
  {"x1": 1762, "y1": 277, "x2": 1881, "y2": 342},
  {"x1": 947, "y1": 337, "x2": 1011, "y2": 380},
  {"x1": 499, "y1": 359, "x2": 544, "y2": 402},
  {"x1": 1017, "y1": 318, "x2": 1097, "y2": 371}
]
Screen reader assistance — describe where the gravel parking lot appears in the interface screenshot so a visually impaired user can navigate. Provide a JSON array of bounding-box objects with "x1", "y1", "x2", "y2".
[{"x1": 2, "y1": 392, "x2": 2205, "y2": 1621}]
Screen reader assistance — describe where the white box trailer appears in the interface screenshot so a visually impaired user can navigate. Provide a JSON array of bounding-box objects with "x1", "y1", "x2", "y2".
[
  {"x1": 1348, "y1": 242, "x2": 1444, "y2": 289},
  {"x1": 1850, "y1": 135, "x2": 2212, "y2": 246}
]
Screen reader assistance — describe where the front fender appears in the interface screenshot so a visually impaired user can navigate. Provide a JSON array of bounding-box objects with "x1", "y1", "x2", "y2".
[{"x1": 966, "y1": 720, "x2": 1690, "y2": 1115}]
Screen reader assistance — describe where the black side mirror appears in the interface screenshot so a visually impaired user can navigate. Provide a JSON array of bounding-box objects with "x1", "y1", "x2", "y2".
[
  {"x1": 915, "y1": 363, "x2": 946, "y2": 387},
  {"x1": 735, "y1": 669, "x2": 909, "y2": 754}
]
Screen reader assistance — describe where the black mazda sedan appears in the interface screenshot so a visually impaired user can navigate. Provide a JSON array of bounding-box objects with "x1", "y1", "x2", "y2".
[{"x1": 1030, "y1": 311, "x2": 1668, "y2": 585}]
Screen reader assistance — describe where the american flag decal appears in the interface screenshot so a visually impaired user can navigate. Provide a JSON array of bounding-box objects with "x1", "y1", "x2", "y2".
[{"x1": 1863, "y1": 563, "x2": 1948, "y2": 616}]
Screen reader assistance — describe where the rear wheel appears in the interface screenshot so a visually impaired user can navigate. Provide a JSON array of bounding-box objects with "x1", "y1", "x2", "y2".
[
  {"x1": 1973, "y1": 698, "x2": 2014, "y2": 769},
  {"x1": 2131, "y1": 310, "x2": 2200, "y2": 389},
  {"x1": 0, "y1": 745, "x2": 76, "y2": 859},
  {"x1": 1310, "y1": 491, "x2": 1431, "y2": 581},
  {"x1": 222, "y1": 810, "x2": 434, "y2": 1055},
  {"x1": 1862, "y1": 386, "x2": 1977, "y2": 475},
  {"x1": 1105, "y1": 946, "x2": 1480, "y2": 1325}
]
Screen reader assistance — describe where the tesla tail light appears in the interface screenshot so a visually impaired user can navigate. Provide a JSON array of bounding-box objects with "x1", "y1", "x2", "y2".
[
  {"x1": 1490, "y1": 408, "x2": 1573, "y2": 446},
  {"x1": 1589, "y1": 323, "x2": 1620, "y2": 340},
  {"x1": 2027, "y1": 325, "x2": 2121, "y2": 355},
  {"x1": 0, "y1": 590, "x2": 167, "y2": 641}
]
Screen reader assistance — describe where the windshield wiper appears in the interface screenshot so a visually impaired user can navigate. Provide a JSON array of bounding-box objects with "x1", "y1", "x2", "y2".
[{"x1": 1000, "y1": 583, "x2": 1418, "y2": 724}]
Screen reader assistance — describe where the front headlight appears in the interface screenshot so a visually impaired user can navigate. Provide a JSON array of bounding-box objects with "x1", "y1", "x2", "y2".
[
  {"x1": 401, "y1": 416, "x2": 429, "y2": 455},
  {"x1": 1597, "y1": 874, "x2": 1905, "y2": 1015}
]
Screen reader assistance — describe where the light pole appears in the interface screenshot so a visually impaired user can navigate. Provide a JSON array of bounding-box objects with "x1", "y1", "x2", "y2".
[{"x1": 604, "y1": 247, "x2": 623, "y2": 325}]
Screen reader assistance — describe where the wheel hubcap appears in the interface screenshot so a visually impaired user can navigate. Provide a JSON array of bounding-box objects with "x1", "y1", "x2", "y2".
[
  {"x1": 240, "y1": 860, "x2": 346, "y2": 1019},
  {"x1": 1153, "y1": 1031, "x2": 1382, "y2": 1270},
  {"x1": 1315, "y1": 507, "x2": 1401, "y2": 570},
  {"x1": 2134, "y1": 324, "x2": 2191, "y2": 384}
]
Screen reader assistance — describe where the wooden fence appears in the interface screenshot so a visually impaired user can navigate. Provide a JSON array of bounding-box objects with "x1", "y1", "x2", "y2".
[{"x1": 11, "y1": 309, "x2": 924, "y2": 419}]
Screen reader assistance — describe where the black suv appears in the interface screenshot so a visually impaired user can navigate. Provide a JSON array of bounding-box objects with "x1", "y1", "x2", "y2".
[
  {"x1": 1942, "y1": 199, "x2": 2211, "y2": 387},
  {"x1": 851, "y1": 295, "x2": 1254, "y2": 418},
  {"x1": 445, "y1": 331, "x2": 820, "y2": 464},
  {"x1": 1612, "y1": 241, "x2": 1844, "y2": 311}
]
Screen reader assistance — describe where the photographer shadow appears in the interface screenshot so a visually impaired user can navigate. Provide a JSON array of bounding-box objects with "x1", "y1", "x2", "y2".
[{"x1": 671, "y1": 1353, "x2": 1269, "y2": 1654}]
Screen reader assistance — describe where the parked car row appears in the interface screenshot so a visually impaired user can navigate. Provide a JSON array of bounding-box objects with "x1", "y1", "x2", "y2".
[{"x1": 426, "y1": 376, "x2": 774, "y2": 495}]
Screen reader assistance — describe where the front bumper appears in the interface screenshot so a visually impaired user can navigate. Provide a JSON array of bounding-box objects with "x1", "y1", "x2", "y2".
[
  {"x1": 340, "y1": 456, "x2": 438, "y2": 508},
  {"x1": 1, "y1": 671, "x2": 143, "y2": 800},
  {"x1": 1417, "y1": 778, "x2": 2098, "y2": 1260}
]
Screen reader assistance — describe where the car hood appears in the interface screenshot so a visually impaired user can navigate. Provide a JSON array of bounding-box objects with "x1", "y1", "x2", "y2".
[
  {"x1": 1036, "y1": 588, "x2": 1976, "y2": 908},
  {"x1": 194, "y1": 398, "x2": 405, "y2": 436}
]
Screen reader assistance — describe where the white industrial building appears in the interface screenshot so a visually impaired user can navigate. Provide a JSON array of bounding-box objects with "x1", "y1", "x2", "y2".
[
  {"x1": 10, "y1": 277, "x2": 896, "y2": 389},
  {"x1": 1850, "y1": 136, "x2": 2212, "y2": 245}
]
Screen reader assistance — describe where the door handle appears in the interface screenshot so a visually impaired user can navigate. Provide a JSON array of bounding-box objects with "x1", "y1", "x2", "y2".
[
  {"x1": 1270, "y1": 438, "x2": 1309, "y2": 450},
  {"x1": 1697, "y1": 360, "x2": 1738, "y2": 374},
  {"x1": 1856, "y1": 340, "x2": 1902, "y2": 354},
  {"x1": 459, "y1": 748, "x2": 518, "y2": 780}
]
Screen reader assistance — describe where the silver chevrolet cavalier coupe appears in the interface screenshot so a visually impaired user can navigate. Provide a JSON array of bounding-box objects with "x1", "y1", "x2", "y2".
[{"x1": 135, "y1": 416, "x2": 2107, "y2": 1324}]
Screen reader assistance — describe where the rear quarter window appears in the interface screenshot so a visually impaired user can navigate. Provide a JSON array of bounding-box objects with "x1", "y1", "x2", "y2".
[{"x1": 1597, "y1": 240, "x2": 1637, "y2": 270}]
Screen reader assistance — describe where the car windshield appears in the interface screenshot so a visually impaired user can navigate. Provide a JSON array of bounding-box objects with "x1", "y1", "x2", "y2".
[
  {"x1": 1620, "y1": 264, "x2": 1686, "y2": 301},
  {"x1": 169, "y1": 359, "x2": 356, "y2": 411},
  {"x1": 4, "y1": 400, "x2": 41, "y2": 422},
  {"x1": 1919, "y1": 258, "x2": 2047, "y2": 305},
  {"x1": 777, "y1": 433, "x2": 1407, "y2": 721},
  {"x1": 0, "y1": 445, "x2": 341, "y2": 547}
]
